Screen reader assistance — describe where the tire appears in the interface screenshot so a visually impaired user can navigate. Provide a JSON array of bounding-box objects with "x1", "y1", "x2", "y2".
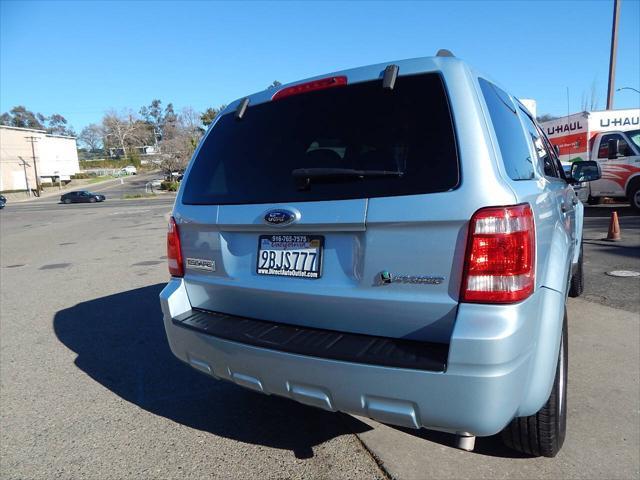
[
  {"x1": 501, "y1": 310, "x2": 568, "y2": 457},
  {"x1": 63, "y1": 198, "x2": 71, "y2": 204},
  {"x1": 89, "y1": 197, "x2": 96, "y2": 203},
  {"x1": 587, "y1": 195, "x2": 600, "y2": 205},
  {"x1": 568, "y1": 243, "x2": 584, "y2": 297},
  {"x1": 629, "y1": 184, "x2": 640, "y2": 211}
]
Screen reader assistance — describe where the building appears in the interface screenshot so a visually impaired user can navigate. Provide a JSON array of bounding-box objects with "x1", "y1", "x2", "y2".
[{"x1": 0, "y1": 125, "x2": 80, "y2": 192}]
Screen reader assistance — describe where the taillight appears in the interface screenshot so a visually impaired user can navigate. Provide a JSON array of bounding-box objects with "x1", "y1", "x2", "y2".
[
  {"x1": 271, "y1": 76, "x2": 348, "y2": 101},
  {"x1": 167, "y1": 216, "x2": 184, "y2": 277},
  {"x1": 461, "y1": 204, "x2": 535, "y2": 304}
]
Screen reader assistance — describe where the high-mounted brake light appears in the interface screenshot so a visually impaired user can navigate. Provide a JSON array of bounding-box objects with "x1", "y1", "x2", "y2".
[
  {"x1": 461, "y1": 204, "x2": 535, "y2": 304},
  {"x1": 167, "y1": 216, "x2": 184, "y2": 277},
  {"x1": 271, "y1": 76, "x2": 348, "y2": 101}
]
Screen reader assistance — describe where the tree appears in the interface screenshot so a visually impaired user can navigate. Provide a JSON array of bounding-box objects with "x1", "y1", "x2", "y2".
[
  {"x1": 102, "y1": 110, "x2": 145, "y2": 157},
  {"x1": 78, "y1": 124, "x2": 103, "y2": 151},
  {"x1": 140, "y1": 99, "x2": 164, "y2": 146},
  {"x1": 139, "y1": 99, "x2": 181, "y2": 146},
  {"x1": 0, "y1": 107, "x2": 76, "y2": 135},
  {"x1": 580, "y1": 79, "x2": 600, "y2": 112},
  {"x1": 0, "y1": 106, "x2": 45, "y2": 129},
  {"x1": 200, "y1": 105, "x2": 227, "y2": 128},
  {"x1": 156, "y1": 107, "x2": 207, "y2": 175},
  {"x1": 179, "y1": 107, "x2": 204, "y2": 137},
  {"x1": 537, "y1": 114, "x2": 558, "y2": 123},
  {"x1": 267, "y1": 80, "x2": 282, "y2": 89},
  {"x1": 46, "y1": 114, "x2": 75, "y2": 136},
  {"x1": 158, "y1": 132, "x2": 193, "y2": 176}
]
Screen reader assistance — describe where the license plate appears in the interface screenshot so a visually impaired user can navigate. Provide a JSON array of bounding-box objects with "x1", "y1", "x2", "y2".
[{"x1": 257, "y1": 234, "x2": 323, "y2": 279}]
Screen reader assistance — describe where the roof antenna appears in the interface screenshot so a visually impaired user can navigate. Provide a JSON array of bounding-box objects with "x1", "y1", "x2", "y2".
[
  {"x1": 383, "y1": 64, "x2": 399, "y2": 90},
  {"x1": 436, "y1": 49, "x2": 455, "y2": 57},
  {"x1": 235, "y1": 97, "x2": 249, "y2": 120}
]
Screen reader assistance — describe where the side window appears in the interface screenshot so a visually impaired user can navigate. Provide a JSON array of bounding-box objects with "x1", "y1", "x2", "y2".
[
  {"x1": 536, "y1": 123, "x2": 567, "y2": 180},
  {"x1": 598, "y1": 133, "x2": 633, "y2": 158},
  {"x1": 479, "y1": 78, "x2": 535, "y2": 180},
  {"x1": 518, "y1": 107, "x2": 559, "y2": 178}
]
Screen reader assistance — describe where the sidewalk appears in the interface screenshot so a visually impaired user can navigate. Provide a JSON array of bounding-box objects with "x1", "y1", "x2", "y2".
[{"x1": 351, "y1": 297, "x2": 639, "y2": 480}]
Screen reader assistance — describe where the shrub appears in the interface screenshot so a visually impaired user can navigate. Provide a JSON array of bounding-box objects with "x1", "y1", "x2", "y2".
[
  {"x1": 160, "y1": 181, "x2": 179, "y2": 191},
  {"x1": 71, "y1": 173, "x2": 91, "y2": 179}
]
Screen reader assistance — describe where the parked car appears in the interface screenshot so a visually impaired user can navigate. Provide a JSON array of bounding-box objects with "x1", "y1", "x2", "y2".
[
  {"x1": 120, "y1": 165, "x2": 137, "y2": 175},
  {"x1": 150, "y1": 178, "x2": 163, "y2": 188},
  {"x1": 159, "y1": 53, "x2": 600, "y2": 457},
  {"x1": 60, "y1": 191, "x2": 106, "y2": 204},
  {"x1": 0, "y1": 195, "x2": 6, "y2": 209},
  {"x1": 167, "y1": 171, "x2": 184, "y2": 182}
]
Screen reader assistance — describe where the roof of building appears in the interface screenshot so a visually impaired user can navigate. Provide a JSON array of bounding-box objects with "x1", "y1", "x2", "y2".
[{"x1": 0, "y1": 124, "x2": 76, "y2": 139}]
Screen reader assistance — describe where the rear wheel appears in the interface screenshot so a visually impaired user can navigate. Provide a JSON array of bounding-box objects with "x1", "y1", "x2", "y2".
[
  {"x1": 568, "y1": 243, "x2": 584, "y2": 297},
  {"x1": 630, "y1": 184, "x2": 640, "y2": 211},
  {"x1": 501, "y1": 310, "x2": 567, "y2": 457}
]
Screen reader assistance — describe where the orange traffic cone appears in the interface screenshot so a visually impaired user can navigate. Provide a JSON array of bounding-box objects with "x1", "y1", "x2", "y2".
[{"x1": 606, "y1": 211, "x2": 621, "y2": 241}]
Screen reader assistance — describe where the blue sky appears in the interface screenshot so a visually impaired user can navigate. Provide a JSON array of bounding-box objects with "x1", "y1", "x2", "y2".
[{"x1": 1, "y1": 0, "x2": 639, "y2": 132}]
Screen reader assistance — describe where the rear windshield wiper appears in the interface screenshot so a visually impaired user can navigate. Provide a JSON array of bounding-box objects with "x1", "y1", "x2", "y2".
[
  {"x1": 292, "y1": 167, "x2": 404, "y2": 190},
  {"x1": 292, "y1": 167, "x2": 404, "y2": 180}
]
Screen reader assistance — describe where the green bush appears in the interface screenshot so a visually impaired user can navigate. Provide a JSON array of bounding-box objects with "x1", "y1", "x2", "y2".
[
  {"x1": 71, "y1": 173, "x2": 91, "y2": 179},
  {"x1": 0, "y1": 189, "x2": 28, "y2": 194},
  {"x1": 79, "y1": 159, "x2": 124, "y2": 169},
  {"x1": 123, "y1": 193, "x2": 156, "y2": 199},
  {"x1": 160, "y1": 181, "x2": 179, "y2": 191}
]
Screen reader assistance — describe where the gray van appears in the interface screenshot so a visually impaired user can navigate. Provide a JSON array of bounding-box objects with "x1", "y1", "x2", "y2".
[{"x1": 160, "y1": 53, "x2": 600, "y2": 457}]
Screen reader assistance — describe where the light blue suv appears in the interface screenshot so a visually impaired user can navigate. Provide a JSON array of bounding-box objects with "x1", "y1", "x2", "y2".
[{"x1": 160, "y1": 52, "x2": 601, "y2": 457}]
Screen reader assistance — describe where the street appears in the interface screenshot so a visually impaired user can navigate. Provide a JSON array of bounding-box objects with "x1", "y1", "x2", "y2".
[{"x1": 1, "y1": 181, "x2": 638, "y2": 479}]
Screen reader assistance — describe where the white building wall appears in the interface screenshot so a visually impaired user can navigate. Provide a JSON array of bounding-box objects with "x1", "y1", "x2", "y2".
[
  {"x1": 0, "y1": 126, "x2": 41, "y2": 192},
  {"x1": 0, "y1": 126, "x2": 79, "y2": 190},
  {"x1": 39, "y1": 135, "x2": 80, "y2": 181}
]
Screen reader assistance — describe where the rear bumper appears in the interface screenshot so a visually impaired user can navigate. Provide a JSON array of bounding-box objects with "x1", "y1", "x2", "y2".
[{"x1": 160, "y1": 278, "x2": 565, "y2": 437}]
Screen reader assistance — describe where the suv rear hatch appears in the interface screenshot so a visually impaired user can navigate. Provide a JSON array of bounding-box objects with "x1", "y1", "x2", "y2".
[{"x1": 177, "y1": 72, "x2": 463, "y2": 344}]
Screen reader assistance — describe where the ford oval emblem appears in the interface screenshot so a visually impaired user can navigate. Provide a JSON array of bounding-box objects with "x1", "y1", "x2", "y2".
[{"x1": 263, "y1": 209, "x2": 297, "y2": 226}]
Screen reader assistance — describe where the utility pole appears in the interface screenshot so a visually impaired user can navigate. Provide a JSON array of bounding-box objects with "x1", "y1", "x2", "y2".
[
  {"x1": 24, "y1": 136, "x2": 41, "y2": 195},
  {"x1": 607, "y1": 0, "x2": 621, "y2": 109},
  {"x1": 18, "y1": 156, "x2": 32, "y2": 197}
]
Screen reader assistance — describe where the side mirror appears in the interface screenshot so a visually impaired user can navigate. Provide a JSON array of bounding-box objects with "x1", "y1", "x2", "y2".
[
  {"x1": 607, "y1": 138, "x2": 619, "y2": 159},
  {"x1": 570, "y1": 160, "x2": 601, "y2": 184}
]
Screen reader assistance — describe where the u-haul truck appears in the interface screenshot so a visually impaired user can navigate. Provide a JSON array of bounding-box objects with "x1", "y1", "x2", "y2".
[{"x1": 541, "y1": 108, "x2": 640, "y2": 209}]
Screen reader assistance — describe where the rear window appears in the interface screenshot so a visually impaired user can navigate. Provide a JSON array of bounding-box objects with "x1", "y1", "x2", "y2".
[{"x1": 182, "y1": 73, "x2": 459, "y2": 205}]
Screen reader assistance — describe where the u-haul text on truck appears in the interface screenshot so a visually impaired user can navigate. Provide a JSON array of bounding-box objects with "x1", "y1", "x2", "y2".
[{"x1": 541, "y1": 109, "x2": 640, "y2": 209}]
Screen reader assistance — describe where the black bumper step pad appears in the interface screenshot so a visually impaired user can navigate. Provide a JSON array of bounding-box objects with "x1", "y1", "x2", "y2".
[{"x1": 173, "y1": 308, "x2": 448, "y2": 371}]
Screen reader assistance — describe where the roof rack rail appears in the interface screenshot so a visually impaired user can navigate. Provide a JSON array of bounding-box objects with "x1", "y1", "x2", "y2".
[
  {"x1": 235, "y1": 97, "x2": 249, "y2": 120},
  {"x1": 382, "y1": 64, "x2": 399, "y2": 90},
  {"x1": 436, "y1": 49, "x2": 455, "y2": 57}
]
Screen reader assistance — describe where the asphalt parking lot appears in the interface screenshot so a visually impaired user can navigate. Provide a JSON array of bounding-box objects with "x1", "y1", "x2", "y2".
[{"x1": 1, "y1": 183, "x2": 638, "y2": 479}]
